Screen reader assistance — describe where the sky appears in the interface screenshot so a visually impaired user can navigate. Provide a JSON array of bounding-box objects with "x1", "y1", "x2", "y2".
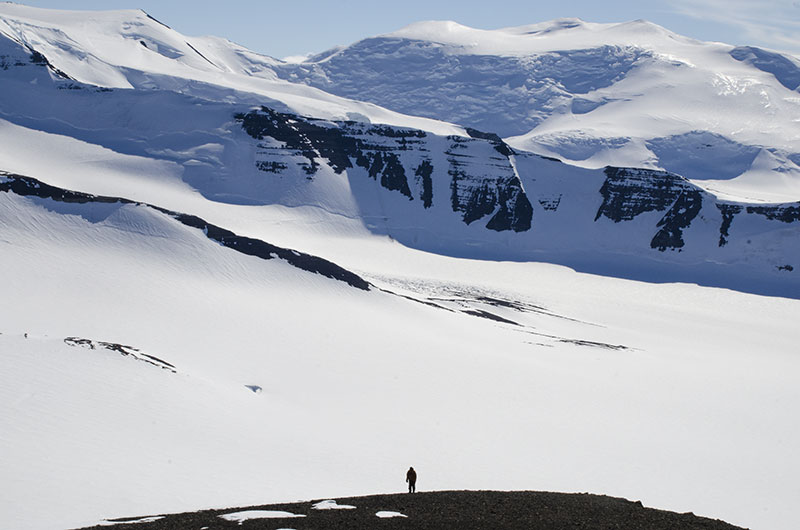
[{"x1": 18, "y1": 0, "x2": 800, "y2": 60}]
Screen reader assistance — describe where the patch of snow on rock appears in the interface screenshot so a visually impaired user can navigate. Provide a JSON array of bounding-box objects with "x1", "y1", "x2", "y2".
[
  {"x1": 98, "y1": 516, "x2": 164, "y2": 525},
  {"x1": 219, "y1": 510, "x2": 306, "y2": 522},
  {"x1": 376, "y1": 511, "x2": 408, "y2": 518},
  {"x1": 312, "y1": 499, "x2": 356, "y2": 510}
]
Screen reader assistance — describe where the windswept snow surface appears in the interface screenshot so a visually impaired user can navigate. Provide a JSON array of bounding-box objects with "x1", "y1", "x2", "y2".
[{"x1": 0, "y1": 6, "x2": 798, "y2": 530}]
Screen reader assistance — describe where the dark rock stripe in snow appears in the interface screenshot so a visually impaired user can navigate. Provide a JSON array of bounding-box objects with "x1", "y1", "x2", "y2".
[
  {"x1": 716, "y1": 203, "x2": 742, "y2": 247},
  {"x1": 747, "y1": 203, "x2": 800, "y2": 223},
  {"x1": 0, "y1": 172, "x2": 370, "y2": 290},
  {"x1": 64, "y1": 337, "x2": 176, "y2": 372},
  {"x1": 650, "y1": 189, "x2": 704, "y2": 251}
]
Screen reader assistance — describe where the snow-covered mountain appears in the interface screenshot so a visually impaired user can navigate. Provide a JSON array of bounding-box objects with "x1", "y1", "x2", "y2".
[
  {"x1": 0, "y1": 5, "x2": 798, "y2": 530},
  {"x1": 275, "y1": 19, "x2": 800, "y2": 202}
]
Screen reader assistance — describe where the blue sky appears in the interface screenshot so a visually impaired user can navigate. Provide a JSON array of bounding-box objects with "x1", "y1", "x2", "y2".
[{"x1": 21, "y1": 0, "x2": 800, "y2": 59}]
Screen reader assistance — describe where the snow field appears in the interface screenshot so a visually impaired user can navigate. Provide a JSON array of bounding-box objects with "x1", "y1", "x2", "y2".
[{"x1": 0, "y1": 188, "x2": 798, "y2": 530}]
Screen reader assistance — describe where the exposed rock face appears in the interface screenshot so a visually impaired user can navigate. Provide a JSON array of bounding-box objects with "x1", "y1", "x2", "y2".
[
  {"x1": 595, "y1": 167, "x2": 704, "y2": 251},
  {"x1": 414, "y1": 159, "x2": 434, "y2": 209},
  {"x1": 593, "y1": 166, "x2": 800, "y2": 257},
  {"x1": 446, "y1": 135, "x2": 533, "y2": 232},
  {"x1": 232, "y1": 107, "x2": 800, "y2": 286},
  {"x1": 650, "y1": 190, "x2": 704, "y2": 251},
  {"x1": 716, "y1": 204, "x2": 742, "y2": 247},
  {"x1": 595, "y1": 167, "x2": 699, "y2": 223},
  {"x1": 235, "y1": 107, "x2": 534, "y2": 233},
  {"x1": 747, "y1": 204, "x2": 800, "y2": 223}
]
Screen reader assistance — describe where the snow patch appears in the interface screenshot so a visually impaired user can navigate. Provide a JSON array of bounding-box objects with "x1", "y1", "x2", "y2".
[
  {"x1": 312, "y1": 499, "x2": 356, "y2": 510},
  {"x1": 98, "y1": 516, "x2": 164, "y2": 526},
  {"x1": 376, "y1": 511, "x2": 407, "y2": 518},
  {"x1": 219, "y1": 510, "x2": 306, "y2": 522}
]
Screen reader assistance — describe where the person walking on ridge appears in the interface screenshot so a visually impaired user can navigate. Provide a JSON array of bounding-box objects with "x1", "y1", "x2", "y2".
[{"x1": 406, "y1": 466, "x2": 417, "y2": 493}]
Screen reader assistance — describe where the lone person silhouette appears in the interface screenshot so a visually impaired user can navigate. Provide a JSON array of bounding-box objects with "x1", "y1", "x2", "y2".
[{"x1": 406, "y1": 466, "x2": 417, "y2": 493}]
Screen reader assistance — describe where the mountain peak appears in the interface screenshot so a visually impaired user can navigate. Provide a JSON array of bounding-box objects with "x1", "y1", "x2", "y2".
[
  {"x1": 383, "y1": 20, "x2": 479, "y2": 42},
  {"x1": 0, "y1": 2, "x2": 146, "y2": 23},
  {"x1": 376, "y1": 17, "x2": 681, "y2": 55},
  {"x1": 502, "y1": 17, "x2": 588, "y2": 35}
]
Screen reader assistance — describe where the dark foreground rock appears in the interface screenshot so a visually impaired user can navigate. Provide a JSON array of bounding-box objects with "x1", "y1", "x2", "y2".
[{"x1": 78, "y1": 490, "x2": 747, "y2": 530}]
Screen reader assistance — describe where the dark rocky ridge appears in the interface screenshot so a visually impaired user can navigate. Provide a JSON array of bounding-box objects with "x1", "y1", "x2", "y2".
[
  {"x1": 747, "y1": 203, "x2": 800, "y2": 223},
  {"x1": 78, "y1": 490, "x2": 747, "y2": 530},
  {"x1": 0, "y1": 172, "x2": 369, "y2": 290},
  {"x1": 596, "y1": 167, "x2": 701, "y2": 221},
  {"x1": 596, "y1": 167, "x2": 704, "y2": 251},
  {"x1": 596, "y1": 166, "x2": 800, "y2": 252}
]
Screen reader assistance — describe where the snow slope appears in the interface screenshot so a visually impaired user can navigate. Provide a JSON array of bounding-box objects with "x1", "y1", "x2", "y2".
[
  {"x1": 275, "y1": 18, "x2": 800, "y2": 202},
  {"x1": 1, "y1": 174, "x2": 798, "y2": 530},
  {"x1": 0, "y1": 6, "x2": 798, "y2": 530},
  {"x1": 0, "y1": 3, "x2": 463, "y2": 136}
]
